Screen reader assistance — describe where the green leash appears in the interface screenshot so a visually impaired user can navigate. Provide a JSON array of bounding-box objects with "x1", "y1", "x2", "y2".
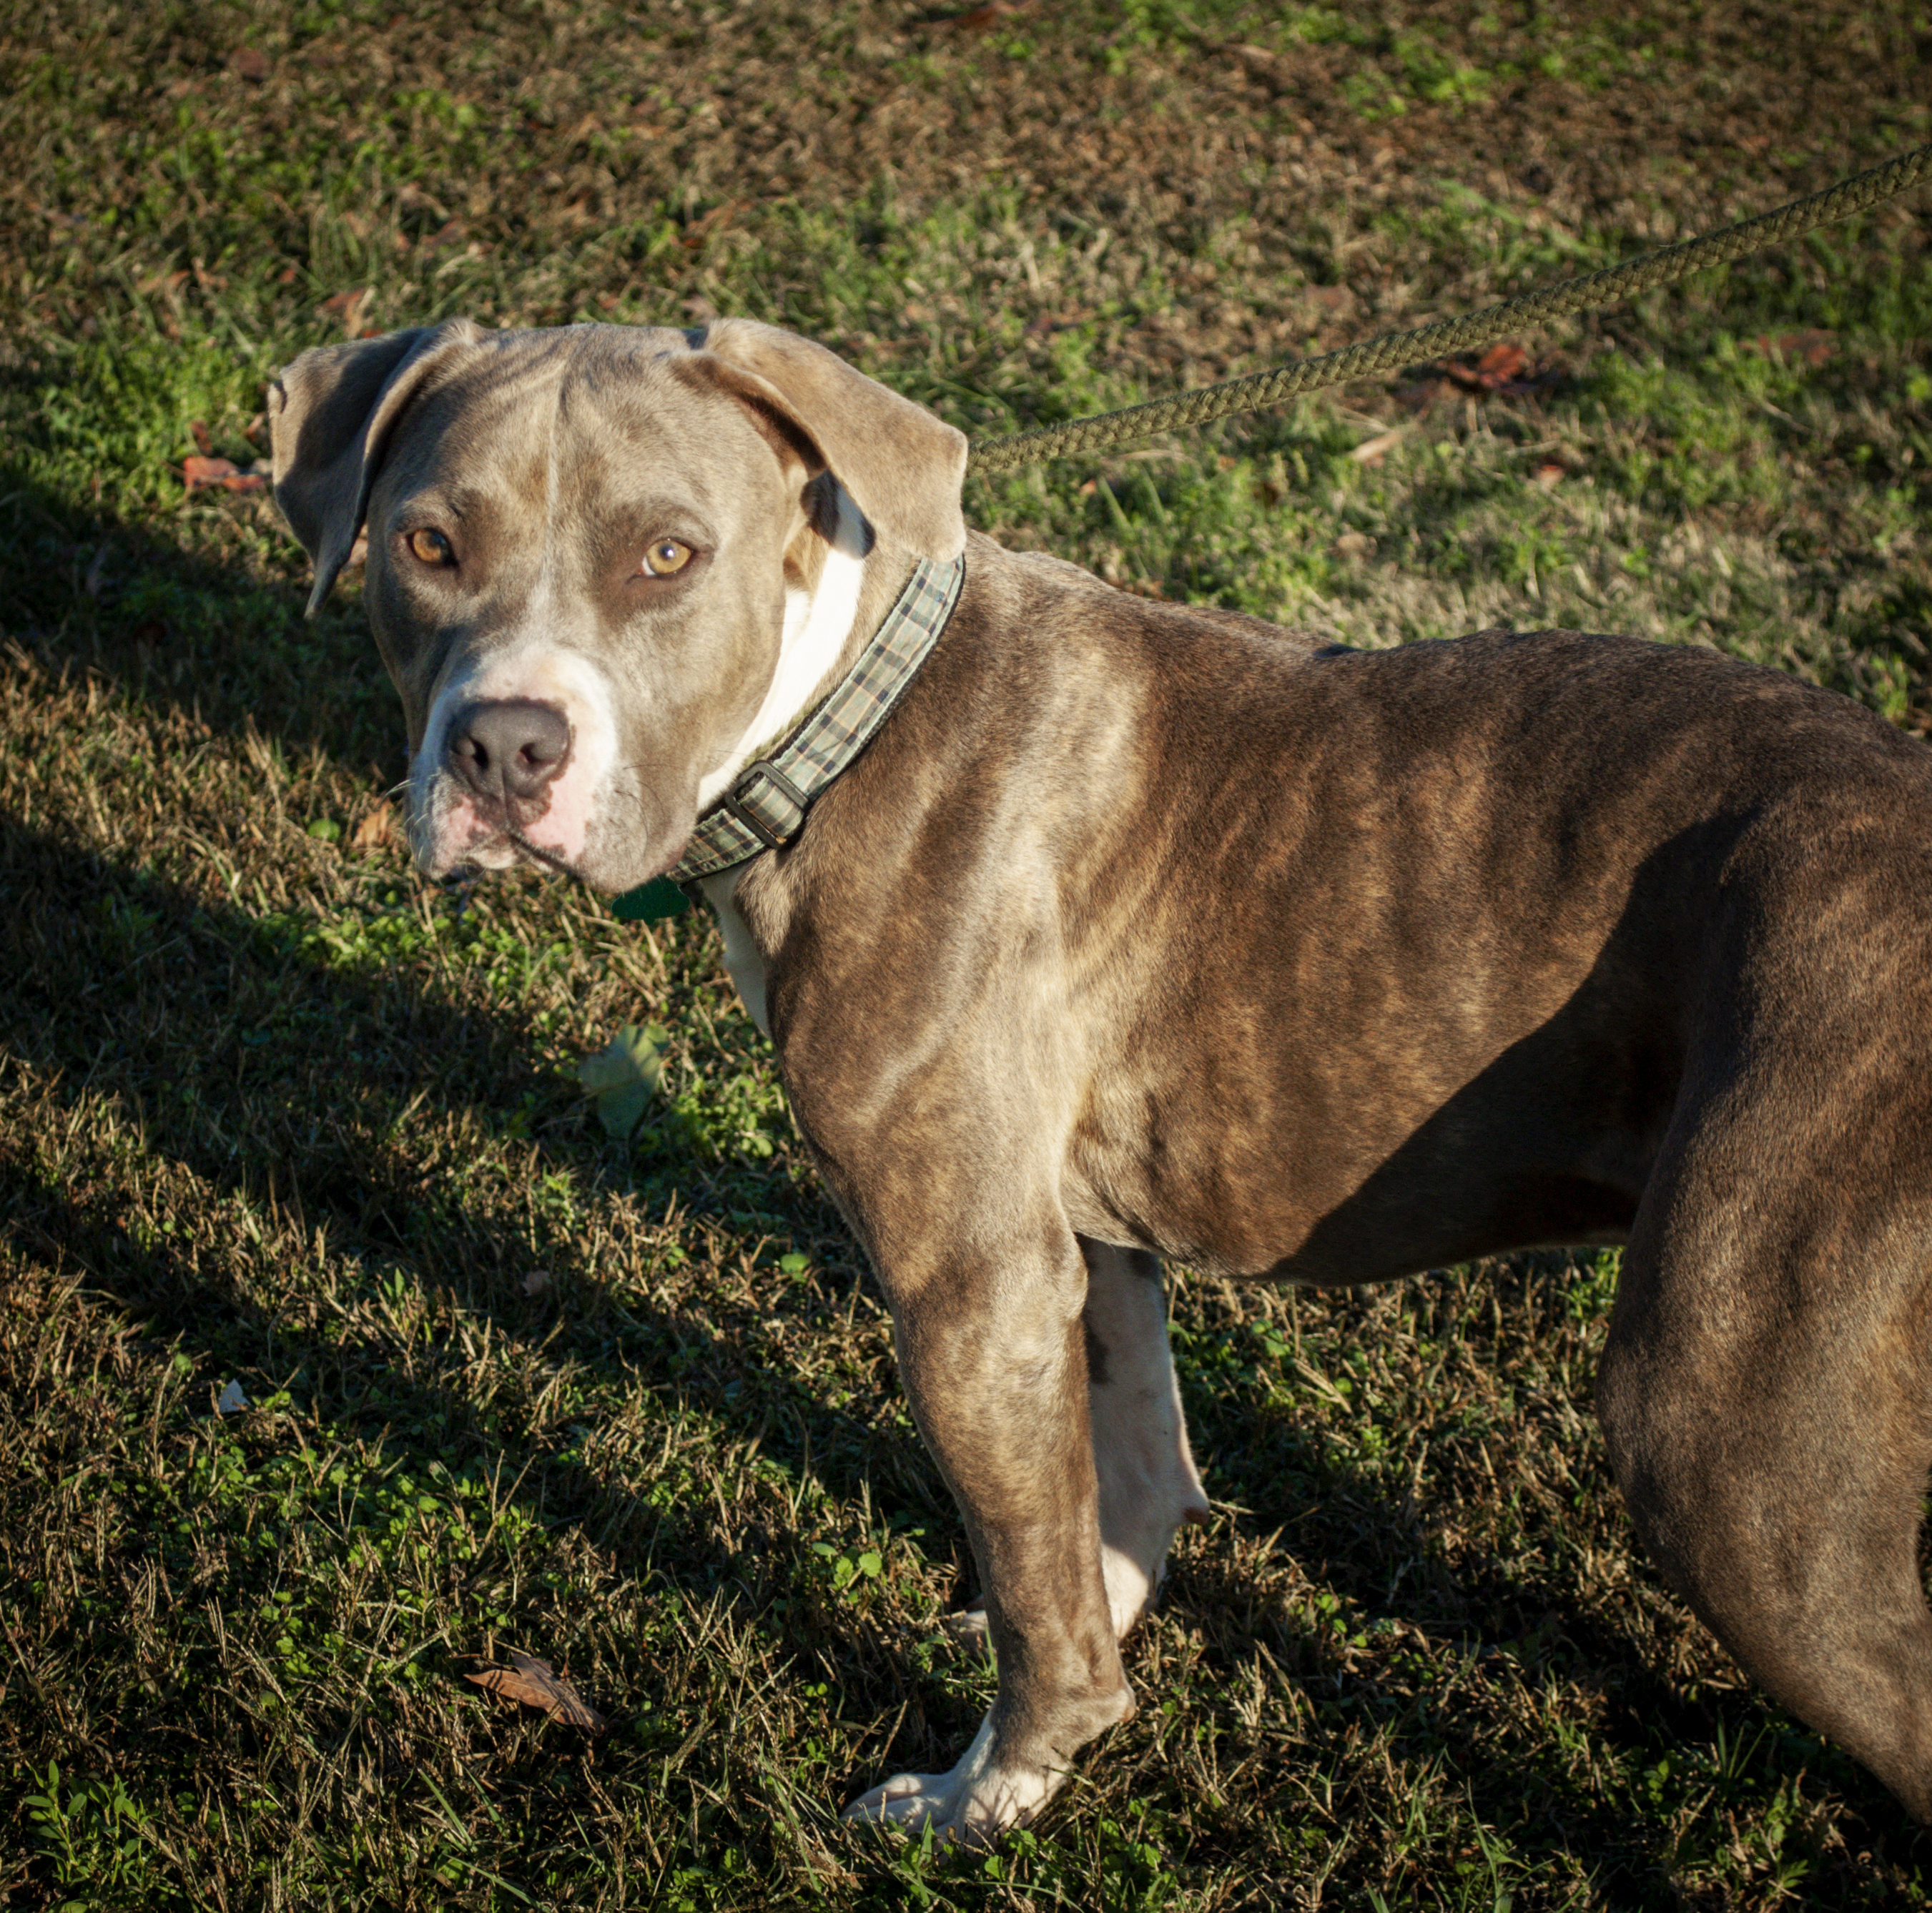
[{"x1": 969, "y1": 141, "x2": 1931, "y2": 470}]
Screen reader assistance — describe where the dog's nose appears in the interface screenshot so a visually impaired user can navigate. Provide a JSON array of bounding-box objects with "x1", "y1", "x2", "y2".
[{"x1": 445, "y1": 699, "x2": 571, "y2": 804}]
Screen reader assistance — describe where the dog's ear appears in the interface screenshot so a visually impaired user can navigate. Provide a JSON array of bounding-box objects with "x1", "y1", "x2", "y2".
[
  {"x1": 684, "y1": 318, "x2": 967, "y2": 563},
  {"x1": 268, "y1": 318, "x2": 483, "y2": 613}
]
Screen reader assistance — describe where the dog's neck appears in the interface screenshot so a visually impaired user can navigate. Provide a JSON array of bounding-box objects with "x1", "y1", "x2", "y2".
[{"x1": 696, "y1": 478, "x2": 913, "y2": 811}]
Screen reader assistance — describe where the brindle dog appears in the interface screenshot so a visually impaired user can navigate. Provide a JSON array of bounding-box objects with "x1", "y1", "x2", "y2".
[{"x1": 271, "y1": 317, "x2": 1932, "y2": 1842}]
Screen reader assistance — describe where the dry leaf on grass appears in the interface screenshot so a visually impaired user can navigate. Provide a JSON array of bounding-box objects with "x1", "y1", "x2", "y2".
[
  {"x1": 1752, "y1": 328, "x2": 1836, "y2": 368},
  {"x1": 465, "y1": 1653, "x2": 606, "y2": 1731},
  {"x1": 1396, "y1": 340, "x2": 1567, "y2": 413},
  {"x1": 1467, "y1": 340, "x2": 1529, "y2": 387},
  {"x1": 319, "y1": 287, "x2": 372, "y2": 337},
  {"x1": 184, "y1": 455, "x2": 267, "y2": 494},
  {"x1": 349, "y1": 802, "x2": 394, "y2": 851}
]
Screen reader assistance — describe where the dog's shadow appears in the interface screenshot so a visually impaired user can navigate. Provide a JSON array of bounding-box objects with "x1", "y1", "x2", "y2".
[
  {"x1": 6, "y1": 457, "x2": 1927, "y2": 1890},
  {"x1": 0, "y1": 459, "x2": 962, "y2": 1678},
  {"x1": 1150, "y1": 1262, "x2": 1928, "y2": 1896}
]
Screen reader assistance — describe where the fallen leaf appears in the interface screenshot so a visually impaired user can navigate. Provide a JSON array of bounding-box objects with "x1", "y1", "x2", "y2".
[
  {"x1": 228, "y1": 46, "x2": 270, "y2": 82},
  {"x1": 189, "y1": 420, "x2": 214, "y2": 456},
  {"x1": 215, "y1": 1379, "x2": 247, "y2": 1415},
  {"x1": 522, "y1": 1269, "x2": 552, "y2": 1296},
  {"x1": 1533, "y1": 460, "x2": 1565, "y2": 488},
  {"x1": 319, "y1": 287, "x2": 370, "y2": 336},
  {"x1": 1753, "y1": 328, "x2": 1835, "y2": 369},
  {"x1": 578, "y1": 1024, "x2": 668, "y2": 1140},
  {"x1": 349, "y1": 802, "x2": 394, "y2": 851},
  {"x1": 678, "y1": 199, "x2": 746, "y2": 251},
  {"x1": 465, "y1": 1652, "x2": 606, "y2": 1731},
  {"x1": 1474, "y1": 341, "x2": 1529, "y2": 386},
  {"x1": 1431, "y1": 342, "x2": 1541, "y2": 395},
  {"x1": 183, "y1": 455, "x2": 267, "y2": 494}
]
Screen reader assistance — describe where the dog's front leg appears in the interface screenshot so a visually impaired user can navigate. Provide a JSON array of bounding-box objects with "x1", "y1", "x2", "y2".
[
  {"x1": 842, "y1": 1227, "x2": 1135, "y2": 1843},
  {"x1": 945, "y1": 1240, "x2": 1211, "y2": 1650}
]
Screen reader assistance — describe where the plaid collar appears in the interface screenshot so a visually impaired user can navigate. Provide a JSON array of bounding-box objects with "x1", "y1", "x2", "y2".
[{"x1": 611, "y1": 550, "x2": 965, "y2": 919}]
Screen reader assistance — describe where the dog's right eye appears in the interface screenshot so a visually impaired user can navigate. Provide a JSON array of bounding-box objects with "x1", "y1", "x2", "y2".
[
  {"x1": 640, "y1": 538, "x2": 694, "y2": 577},
  {"x1": 408, "y1": 528, "x2": 455, "y2": 566}
]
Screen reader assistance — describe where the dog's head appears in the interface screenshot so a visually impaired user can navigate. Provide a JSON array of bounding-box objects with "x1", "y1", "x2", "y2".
[{"x1": 268, "y1": 319, "x2": 967, "y2": 891}]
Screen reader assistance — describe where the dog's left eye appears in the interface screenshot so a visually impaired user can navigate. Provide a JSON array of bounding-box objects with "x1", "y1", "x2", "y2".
[
  {"x1": 639, "y1": 538, "x2": 694, "y2": 577},
  {"x1": 408, "y1": 528, "x2": 455, "y2": 566}
]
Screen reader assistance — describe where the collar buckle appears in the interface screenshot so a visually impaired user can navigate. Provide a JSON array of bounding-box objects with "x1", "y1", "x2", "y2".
[{"x1": 721, "y1": 759, "x2": 812, "y2": 850}]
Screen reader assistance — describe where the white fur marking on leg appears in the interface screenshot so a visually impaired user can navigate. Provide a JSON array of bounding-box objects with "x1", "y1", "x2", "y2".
[{"x1": 1085, "y1": 1248, "x2": 1211, "y2": 1639}]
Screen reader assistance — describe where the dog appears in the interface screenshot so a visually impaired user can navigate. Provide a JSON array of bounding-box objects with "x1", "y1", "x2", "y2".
[{"x1": 270, "y1": 316, "x2": 1932, "y2": 1843}]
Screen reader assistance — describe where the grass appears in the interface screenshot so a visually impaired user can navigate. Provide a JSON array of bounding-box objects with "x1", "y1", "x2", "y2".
[{"x1": 2, "y1": 1, "x2": 1931, "y2": 1905}]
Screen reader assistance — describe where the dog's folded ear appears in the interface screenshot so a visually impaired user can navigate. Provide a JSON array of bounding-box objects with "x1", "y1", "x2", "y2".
[
  {"x1": 683, "y1": 318, "x2": 968, "y2": 564},
  {"x1": 268, "y1": 319, "x2": 483, "y2": 613}
]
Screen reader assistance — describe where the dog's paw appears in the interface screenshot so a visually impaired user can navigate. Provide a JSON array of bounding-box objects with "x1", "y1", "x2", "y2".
[{"x1": 841, "y1": 1715, "x2": 1062, "y2": 1846}]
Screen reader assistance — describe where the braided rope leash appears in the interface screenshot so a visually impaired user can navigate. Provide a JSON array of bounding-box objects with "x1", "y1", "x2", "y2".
[{"x1": 968, "y1": 142, "x2": 1932, "y2": 474}]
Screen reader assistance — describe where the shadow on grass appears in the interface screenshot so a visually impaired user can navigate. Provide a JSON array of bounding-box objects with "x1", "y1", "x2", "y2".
[
  {"x1": 0, "y1": 799, "x2": 937, "y2": 1500},
  {"x1": 1, "y1": 444, "x2": 404, "y2": 778},
  {"x1": 0, "y1": 802, "x2": 993, "y2": 1865},
  {"x1": 1165, "y1": 1286, "x2": 1932, "y2": 1904},
  {"x1": 8, "y1": 448, "x2": 1930, "y2": 1903}
]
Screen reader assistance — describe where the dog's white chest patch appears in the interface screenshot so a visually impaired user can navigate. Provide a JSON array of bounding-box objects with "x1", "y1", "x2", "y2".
[{"x1": 694, "y1": 488, "x2": 869, "y2": 812}]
